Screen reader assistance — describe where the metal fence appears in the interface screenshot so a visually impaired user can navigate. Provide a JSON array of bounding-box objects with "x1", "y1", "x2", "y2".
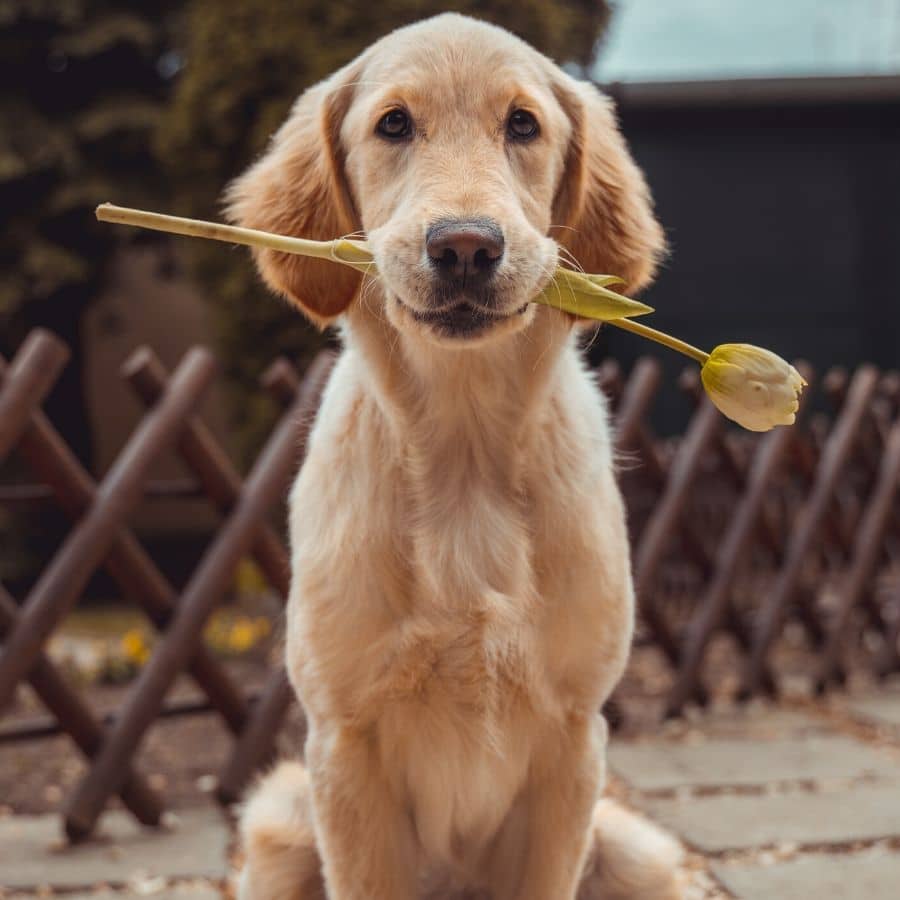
[{"x1": 1, "y1": 328, "x2": 899, "y2": 838}]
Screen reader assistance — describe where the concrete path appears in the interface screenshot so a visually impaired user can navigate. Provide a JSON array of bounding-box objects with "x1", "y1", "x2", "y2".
[
  {"x1": 610, "y1": 686, "x2": 900, "y2": 899},
  {"x1": 0, "y1": 807, "x2": 229, "y2": 898},
  {"x1": 1, "y1": 686, "x2": 899, "y2": 899}
]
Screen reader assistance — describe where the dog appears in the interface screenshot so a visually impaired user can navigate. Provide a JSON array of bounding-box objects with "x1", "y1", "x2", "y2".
[{"x1": 228, "y1": 13, "x2": 684, "y2": 900}]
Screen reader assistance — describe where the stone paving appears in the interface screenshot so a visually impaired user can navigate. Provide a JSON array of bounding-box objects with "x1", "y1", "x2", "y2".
[
  {"x1": 0, "y1": 807, "x2": 230, "y2": 898},
  {"x1": 847, "y1": 688, "x2": 900, "y2": 729},
  {"x1": 711, "y1": 851, "x2": 900, "y2": 900},
  {"x1": 0, "y1": 686, "x2": 899, "y2": 899},
  {"x1": 7, "y1": 891, "x2": 222, "y2": 900},
  {"x1": 611, "y1": 685, "x2": 900, "y2": 899},
  {"x1": 610, "y1": 732, "x2": 898, "y2": 790}
]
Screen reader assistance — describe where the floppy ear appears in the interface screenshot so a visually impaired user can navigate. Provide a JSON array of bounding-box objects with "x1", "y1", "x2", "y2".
[
  {"x1": 225, "y1": 65, "x2": 362, "y2": 326},
  {"x1": 552, "y1": 78, "x2": 666, "y2": 295}
]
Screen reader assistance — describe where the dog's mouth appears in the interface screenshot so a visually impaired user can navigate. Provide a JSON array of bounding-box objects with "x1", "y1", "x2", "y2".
[{"x1": 399, "y1": 299, "x2": 530, "y2": 339}]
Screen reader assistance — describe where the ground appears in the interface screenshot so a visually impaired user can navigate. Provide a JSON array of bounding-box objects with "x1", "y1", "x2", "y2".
[
  {"x1": 1, "y1": 676, "x2": 900, "y2": 898},
  {"x1": 612, "y1": 682, "x2": 900, "y2": 899}
]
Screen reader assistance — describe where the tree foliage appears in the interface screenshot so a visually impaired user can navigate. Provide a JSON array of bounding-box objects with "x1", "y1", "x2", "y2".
[
  {"x1": 0, "y1": 0, "x2": 179, "y2": 324},
  {"x1": 0, "y1": 0, "x2": 178, "y2": 461},
  {"x1": 158, "y1": 0, "x2": 610, "y2": 455}
]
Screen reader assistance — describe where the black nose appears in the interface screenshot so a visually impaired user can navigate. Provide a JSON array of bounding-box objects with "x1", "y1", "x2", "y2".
[{"x1": 426, "y1": 219, "x2": 504, "y2": 283}]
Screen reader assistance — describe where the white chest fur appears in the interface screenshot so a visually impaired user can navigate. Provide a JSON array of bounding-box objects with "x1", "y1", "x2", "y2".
[{"x1": 284, "y1": 336, "x2": 634, "y2": 873}]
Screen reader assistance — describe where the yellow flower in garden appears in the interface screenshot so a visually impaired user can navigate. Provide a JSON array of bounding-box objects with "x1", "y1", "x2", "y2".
[
  {"x1": 700, "y1": 344, "x2": 807, "y2": 432},
  {"x1": 235, "y1": 558, "x2": 267, "y2": 595},
  {"x1": 228, "y1": 618, "x2": 258, "y2": 653},
  {"x1": 121, "y1": 629, "x2": 150, "y2": 666}
]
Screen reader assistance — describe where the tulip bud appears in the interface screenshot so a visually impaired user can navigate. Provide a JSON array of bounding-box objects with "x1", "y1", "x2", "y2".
[{"x1": 700, "y1": 344, "x2": 806, "y2": 432}]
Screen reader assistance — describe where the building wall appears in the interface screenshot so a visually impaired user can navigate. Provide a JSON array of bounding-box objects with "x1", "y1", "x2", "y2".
[
  {"x1": 595, "y1": 98, "x2": 900, "y2": 430},
  {"x1": 84, "y1": 245, "x2": 236, "y2": 535}
]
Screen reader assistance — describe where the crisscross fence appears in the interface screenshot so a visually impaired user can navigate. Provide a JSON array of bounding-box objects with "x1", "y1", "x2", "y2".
[{"x1": 1, "y1": 328, "x2": 899, "y2": 838}]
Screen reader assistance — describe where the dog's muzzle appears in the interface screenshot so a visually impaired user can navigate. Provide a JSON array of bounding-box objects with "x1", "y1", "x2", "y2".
[{"x1": 426, "y1": 218, "x2": 505, "y2": 292}]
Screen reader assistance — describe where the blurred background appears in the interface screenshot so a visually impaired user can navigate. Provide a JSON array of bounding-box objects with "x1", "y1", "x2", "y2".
[
  {"x1": 3, "y1": 0, "x2": 899, "y2": 472},
  {"x1": 2, "y1": 5, "x2": 900, "y2": 895}
]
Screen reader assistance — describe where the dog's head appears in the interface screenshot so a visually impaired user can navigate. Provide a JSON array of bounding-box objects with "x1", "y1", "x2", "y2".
[{"x1": 227, "y1": 14, "x2": 664, "y2": 346}]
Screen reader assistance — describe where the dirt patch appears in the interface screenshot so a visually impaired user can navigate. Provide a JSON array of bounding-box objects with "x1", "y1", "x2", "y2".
[{"x1": 0, "y1": 657, "x2": 307, "y2": 817}]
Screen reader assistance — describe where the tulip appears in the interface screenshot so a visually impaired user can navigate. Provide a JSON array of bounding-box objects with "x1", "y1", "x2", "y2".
[
  {"x1": 611, "y1": 318, "x2": 806, "y2": 431},
  {"x1": 700, "y1": 344, "x2": 806, "y2": 431},
  {"x1": 95, "y1": 204, "x2": 652, "y2": 320},
  {"x1": 95, "y1": 204, "x2": 805, "y2": 431}
]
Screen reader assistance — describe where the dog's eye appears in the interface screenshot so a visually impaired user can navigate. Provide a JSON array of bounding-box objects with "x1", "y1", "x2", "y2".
[
  {"x1": 376, "y1": 109, "x2": 412, "y2": 140},
  {"x1": 507, "y1": 109, "x2": 539, "y2": 141}
]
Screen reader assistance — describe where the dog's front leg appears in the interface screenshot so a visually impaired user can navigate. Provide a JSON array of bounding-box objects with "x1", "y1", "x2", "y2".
[
  {"x1": 307, "y1": 729, "x2": 419, "y2": 900},
  {"x1": 494, "y1": 713, "x2": 607, "y2": 900}
]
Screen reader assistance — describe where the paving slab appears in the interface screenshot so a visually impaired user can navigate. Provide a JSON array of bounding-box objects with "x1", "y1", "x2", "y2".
[
  {"x1": 0, "y1": 808, "x2": 228, "y2": 891},
  {"x1": 609, "y1": 733, "x2": 899, "y2": 790},
  {"x1": 674, "y1": 706, "x2": 829, "y2": 739},
  {"x1": 847, "y1": 691, "x2": 900, "y2": 728},
  {"x1": 8, "y1": 889, "x2": 222, "y2": 899},
  {"x1": 639, "y1": 783, "x2": 900, "y2": 852},
  {"x1": 712, "y1": 850, "x2": 900, "y2": 900}
]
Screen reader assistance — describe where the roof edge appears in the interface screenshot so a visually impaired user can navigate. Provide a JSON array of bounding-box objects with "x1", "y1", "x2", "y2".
[{"x1": 600, "y1": 74, "x2": 900, "y2": 109}]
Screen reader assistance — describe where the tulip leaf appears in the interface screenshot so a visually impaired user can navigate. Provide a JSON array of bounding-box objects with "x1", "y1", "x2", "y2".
[{"x1": 532, "y1": 267, "x2": 653, "y2": 320}]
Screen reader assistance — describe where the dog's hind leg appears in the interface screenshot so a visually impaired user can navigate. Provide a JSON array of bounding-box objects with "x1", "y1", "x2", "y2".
[
  {"x1": 576, "y1": 799, "x2": 686, "y2": 900},
  {"x1": 237, "y1": 761, "x2": 326, "y2": 900}
]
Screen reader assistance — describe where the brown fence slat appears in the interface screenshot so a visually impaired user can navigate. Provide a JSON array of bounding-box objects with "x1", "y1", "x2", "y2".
[
  {"x1": 216, "y1": 353, "x2": 335, "y2": 803},
  {"x1": 123, "y1": 348, "x2": 291, "y2": 597},
  {"x1": 632, "y1": 397, "x2": 723, "y2": 663},
  {"x1": 218, "y1": 668, "x2": 296, "y2": 804},
  {"x1": 63, "y1": 352, "x2": 335, "y2": 838},
  {"x1": 678, "y1": 368, "x2": 785, "y2": 560},
  {"x1": 6, "y1": 323, "x2": 900, "y2": 833},
  {"x1": 0, "y1": 690, "x2": 262, "y2": 745},
  {"x1": 742, "y1": 365, "x2": 881, "y2": 697},
  {"x1": 0, "y1": 330, "x2": 69, "y2": 463},
  {"x1": 597, "y1": 359, "x2": 624, "y2": 407},
  {"x1": 0, "y1": 584, "x2": 162, "y2": 827},
  {"x1": 124, "y1": 349, "x2": 326, "y2": 803},
  {"x1": 613, "y1": 357, "x2": 662, "y2": 475},
  {"x1": 874, "y1": 584, "x2": 900, "y2": 676},
  {"x1": 0, "y1": 479, "x2": 207, "y2": 507},
  {"x1": 664, "y1": 365, "x2": 816, "y2": 716},
  {"x1": 0, "y1": 356, "x2": 250, "y2": 737},
  {"x1": 815, "y1": 421, "x2": 900, "y2": 689},
  {"x1": 616, "y1": 371, "x2": 717, "y2": 591},
  {"x1": 0, "y1": 349, "x2": 217, "y2": 716}
]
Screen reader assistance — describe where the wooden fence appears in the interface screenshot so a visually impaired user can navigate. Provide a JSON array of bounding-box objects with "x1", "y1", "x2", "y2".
[{"x1": 1, "y1": 328, "x2": 899, "y2": 838}]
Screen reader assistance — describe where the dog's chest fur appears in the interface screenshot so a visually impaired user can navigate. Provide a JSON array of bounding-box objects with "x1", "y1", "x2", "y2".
[{"x1": 285, "y1": 343, "x2": 632, "y2": 867}]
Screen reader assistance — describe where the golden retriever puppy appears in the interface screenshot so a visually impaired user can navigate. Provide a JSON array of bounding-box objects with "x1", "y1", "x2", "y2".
[{"x1": 229, "y1": 13, "x2": 683, "y2": 900}]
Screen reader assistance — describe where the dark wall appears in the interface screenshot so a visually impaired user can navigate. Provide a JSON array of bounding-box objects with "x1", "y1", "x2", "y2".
[{"x1": 594, "y1": 99, "x2": 900, "y2": 430}]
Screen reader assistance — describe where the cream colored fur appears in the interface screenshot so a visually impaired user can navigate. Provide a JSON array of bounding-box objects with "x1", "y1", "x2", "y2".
[{"x1": 229, "y1": 13, "x2": 683, "y2": 900}]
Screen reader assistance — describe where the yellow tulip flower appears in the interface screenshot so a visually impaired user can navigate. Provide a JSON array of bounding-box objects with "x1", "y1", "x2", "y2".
[
  {"x1": 120, "y1": 629, "x2": 151, "y2": 666},
  {"x1": 613, "y1": 318, "x2": 806, "y2": 431},
  {"x1": 95, "y1": 204, "x2": 653, "y2": 321},
  {"x1": 95, "y1": 204, "x2": 805, "y2": 432},
  {"x1": 700, "y1": 344, "x2": 806, "y2": 432}
]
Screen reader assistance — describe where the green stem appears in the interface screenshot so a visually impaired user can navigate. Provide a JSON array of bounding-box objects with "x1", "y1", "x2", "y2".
[
  {"x1": 95, "y1": 205, "x2": 711, "y2": 363},
  {"x1": 608, "y1": 317, "x2": 710, "y2": 366},
  {"x1": 97, "y1": 204, "x2": 331, "y2": 257},
  {"x1": 95, "y1": 203, "x2": 374, "y2": 271}
]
